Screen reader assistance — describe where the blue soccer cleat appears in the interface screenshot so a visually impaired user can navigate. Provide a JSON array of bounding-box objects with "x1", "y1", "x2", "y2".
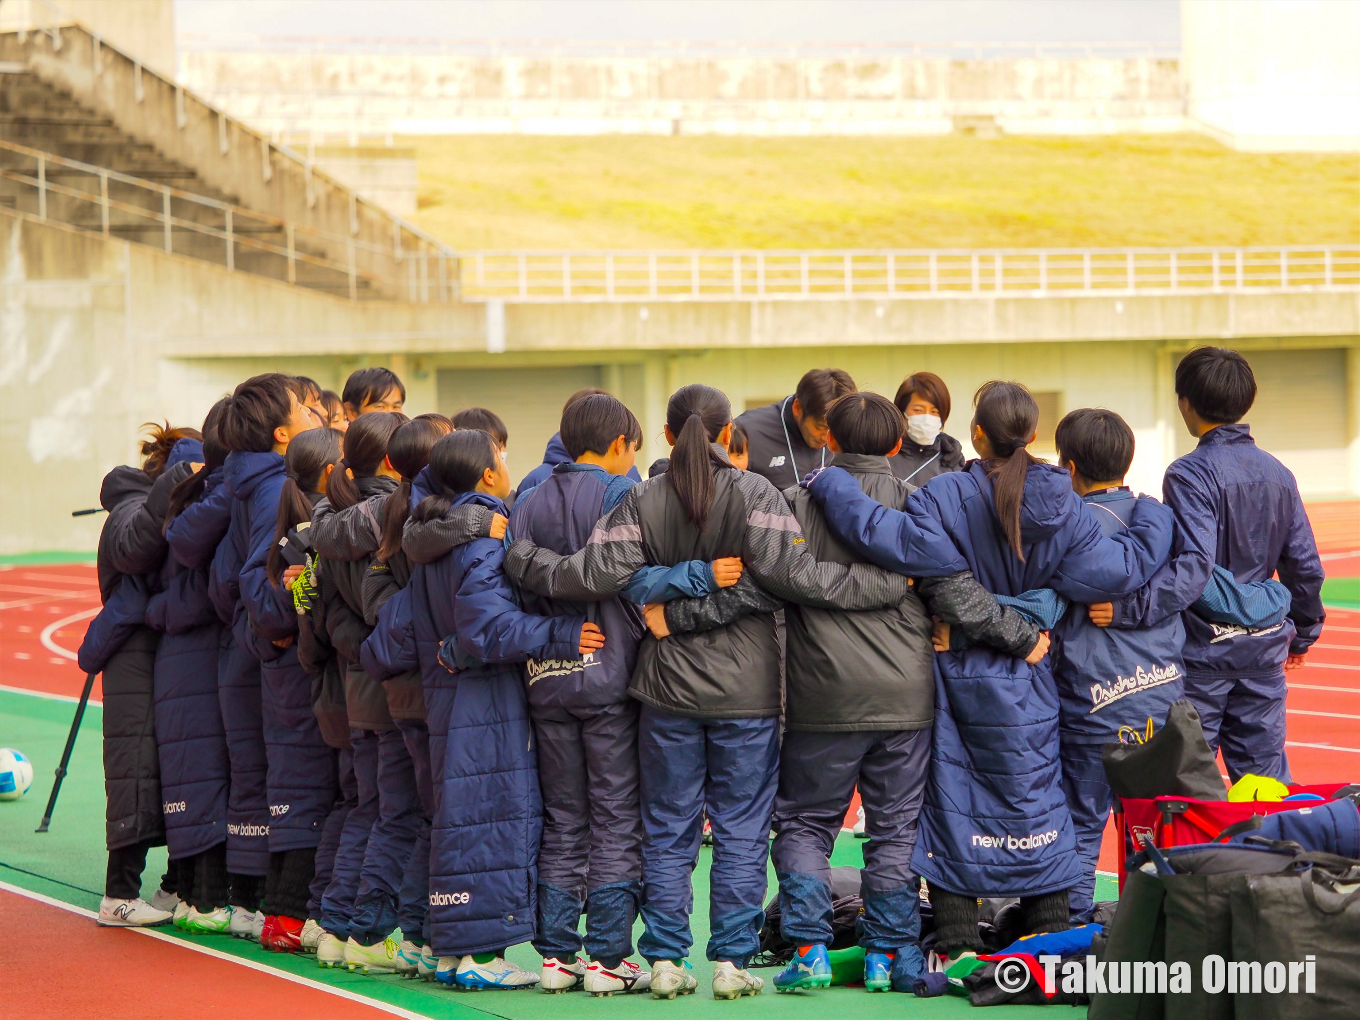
[
  {"x1": 864, "y1": 950, "x2": 894, "y2": 992},
  {"x1": 773, "y1": 944, "x2": 832, "y2": 992}
]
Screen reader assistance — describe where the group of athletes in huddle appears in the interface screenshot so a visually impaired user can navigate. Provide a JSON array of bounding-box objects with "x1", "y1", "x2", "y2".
[{"x1": 84, "y1": 346, "x2": 1323, "y2": 998}]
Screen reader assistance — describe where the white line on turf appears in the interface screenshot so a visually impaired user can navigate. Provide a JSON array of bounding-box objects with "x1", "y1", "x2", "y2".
[
  {"x1": 0, "y1": 880, "x2": 432, "y2": 1020},
  {"x1": 1286, "y1": 741, "x2": 1360, "y2": 754},
  {"x1": 1288, "y1": 708, "x2": 1360, "y2": 721},
  {"x1": 39, "y1": 607, "x2": 98, "y2": 660}
]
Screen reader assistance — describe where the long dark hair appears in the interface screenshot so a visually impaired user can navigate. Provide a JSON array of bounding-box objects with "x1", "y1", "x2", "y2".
[
  {"x1": 409, "y1": 430, "x2": 499, "y2": 525},
  {"x1": 973, "y1": 381, "x2": 1042, "y2": 561},
  {"x1": 325, "y1": 411, "x2": 407, "y2": 511},
  {"x1": 666, "y1": 384, "x2": 734, "y2": 531},
  {"x1": 138, "y1": 421, "x2": 202, "y2": 481},
  {"x1": 165, "y1": 398, "x2": 229, "y2": 528},
  {"x1": 267, "y1": 428, "x2": 344, "y2": 584},
  {"x1": 377, "y1": 416, "x2": 453, "y2": 562}
]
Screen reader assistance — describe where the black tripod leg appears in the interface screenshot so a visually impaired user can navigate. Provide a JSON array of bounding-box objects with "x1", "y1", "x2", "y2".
[{"x1": 35, "y1": 671, "x2": 97, "y2": 833}]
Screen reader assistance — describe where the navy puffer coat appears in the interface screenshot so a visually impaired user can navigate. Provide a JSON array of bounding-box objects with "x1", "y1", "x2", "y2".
[{"x1": 808, "y1": 460, "x2": 1174, "y2": 897}]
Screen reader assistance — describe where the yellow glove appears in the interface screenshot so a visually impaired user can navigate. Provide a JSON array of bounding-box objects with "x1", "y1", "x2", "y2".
[{"x1": 1228, "y1": 774, "x2": 1290, "y2": 802}]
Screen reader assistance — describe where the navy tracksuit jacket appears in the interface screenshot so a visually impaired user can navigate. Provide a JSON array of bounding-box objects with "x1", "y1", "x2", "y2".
[
  {"x1": 1112, "y1": 424, "x2": 1326, "y2": 782},
  {"x1": 514, "y1": 432, "x2": 641, "y2": 500},
  {"x1": 808, "y1": 460, "x2": 1174, "y2": 898}
]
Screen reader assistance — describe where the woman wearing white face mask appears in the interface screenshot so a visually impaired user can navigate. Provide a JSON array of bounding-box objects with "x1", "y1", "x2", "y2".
[{"x1": 888, "y1": 372, "x2": 967, "y2": 486}]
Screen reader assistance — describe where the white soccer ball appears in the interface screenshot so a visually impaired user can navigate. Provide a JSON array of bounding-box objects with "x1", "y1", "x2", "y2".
[{"x1": 0, "y1": 748, "x2": 34, "y2": 801}]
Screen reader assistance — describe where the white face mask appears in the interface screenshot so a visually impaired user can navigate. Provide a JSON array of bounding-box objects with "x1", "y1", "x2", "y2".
[{"x1": 906, "y1": 413, "x2": 943, "y2": 446}]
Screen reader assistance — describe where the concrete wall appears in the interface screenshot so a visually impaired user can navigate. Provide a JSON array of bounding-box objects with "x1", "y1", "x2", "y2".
[
  {"x1": 1182, "y1": 0, "x2": 1360, "y2": 152},
  {"x1": 0, "y1": 0, "x2": 175, "y2": 75},
  {"x1": 177, "y1": 49, "x2": 1184, "y2": 138}
]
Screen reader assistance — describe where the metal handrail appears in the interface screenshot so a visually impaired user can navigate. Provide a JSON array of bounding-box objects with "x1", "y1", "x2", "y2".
[
  {"x1": 0, "y1": 137, "x2": 457, "y2": 301},
  {"x1": 460, "y1": 247, "x2": 1360, "y2": 303}
]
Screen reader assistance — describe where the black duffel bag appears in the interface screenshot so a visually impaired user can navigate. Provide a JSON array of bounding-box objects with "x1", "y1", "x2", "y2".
[
  {"x1": 1103, "y1": 699, "x2": 1226, "y2": 802},
  {"x1": 1230, "y1": 852, "x2": 1360, "y2": 1020}
]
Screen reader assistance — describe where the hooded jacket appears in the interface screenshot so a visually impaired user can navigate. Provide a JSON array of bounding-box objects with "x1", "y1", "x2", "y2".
[
  {"x1": 807, "y1": 460, "x2": 1174, "y2": 897},
  {"x1": 734, "y1": 397, "x2": 833, "y2": 489},
  {"x1": 889, "y1": 431, "x2": 967, "y2": 487},
  {"x1": 1110, "y1": 424, "x2": 1325, "y2": 676},
  {"x1": 391, "y1": 490, "x2": 582, "y2": 958},
  {"x1": 515, "y1": 432, "x2": 642, "y2": 500},
  {"x1": 506, "y1": 449, "x2": 948, "y2": 720}
]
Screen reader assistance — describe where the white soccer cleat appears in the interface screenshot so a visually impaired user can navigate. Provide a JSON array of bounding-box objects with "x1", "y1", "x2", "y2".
[
  {"x1": 97, "y1": 896, "x2": 173, "y2": 928},
  {"x1": 852, "y1": 805, "x2": 868, "y2": 839},
  {"x1": 540, "y1": 956, "x2": 585, "y2": 993},
  {"x1": 150, "y1": 888, "x2": 181, "y2": 914},
  {"x1": 172, "y1": 901, "x2": 191, "y2": 930},
  {"x1": 584, "y1": 958, "x2": 651, "y2": 996},
  {"x1": 417, "y1": 945, "x2": 439, "y2": 981},
  {"x1": 344, "y1": 935, "x2": 400, "y2": 974},
  {"x1": 299, "y1": 918, "x2": 325, "y2": 953},
  {"x1": 649, "y1": 959, "x2": 698, "y2": 999},
  {"x1": 229, "y1": 907, "x2": 257, "y2": 939},
  {"x1": 316, "y1": 932, "x2": 346, "y2": 968},
  {"x1": 184, "y1": 906, "x2": 233, "y2": 934},
  {"x1": 712, "y1": 960, "x2": 764, "y2": 1000},
  {"x1": 454, "y1": 954, "x2": 541, "y2": 990},
  {"x1": 394, "y1": 939, "x2": 424, "y2": 977},
  {"x1": 250, "y1": 910, "x2": 265, "y2": 942}
]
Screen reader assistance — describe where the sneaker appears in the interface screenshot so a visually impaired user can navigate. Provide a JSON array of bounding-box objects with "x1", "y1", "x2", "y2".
[
  {"x1": 417, "y1": 946, "x2": 439, "y2": 982},
  {"x1": 229, "y1": 907, "x2": 257, "y2": 939},
  {"x1": 434, "y1": 956, "x2": 459, "y2": 987},
  {"x1": 649, "y1": 959, "x2": 698, "y2": 999},
  {"x1": 863, "y1": 950, "x2": 893, "y2": 992},
  {"x1": 262, "y1": 915, "x2": 304, "y2": 952},
  {"x1": 172, "y1": 901, "x2": 190, "y2": 930},
  {"x1": 584, "y1": 959, "x2": 651, "y2": 996},
  {"x1": 345, "y1": 935, "x2": 400, "y2": 974},
  {"x1": 184, "y1": 906, "x2": 233, "y2": 935},
  {"x1": 455, "y1": 954, "x2": 541, "y2": 990},
  {"x1": 300, "y1": 918, "x2": 325, "y2": 953},
  {"x1": 251, "y1": 911, "x2": 265, "y2": 943},
  {"x1": 150, "y1": 887, "x2": 181, "y2": 914},
  {"x1": 97, "y1": 896, "x2": 173, "y2": 928},
  {"x1": 852, "y1": 805, "x2": 868, "y2": 839},
  {"x1": 774, "y1": 944, "x2": 831, "y2": 993},
  {"x1": 395, "y1": 939, "x2": 424, "y2": 978},
  {"x1": 540, "y1": 956, "x2": 585, "y2": 993},
  {"x1": 316, "y1": 932, "x2": 346, "y2": 968},
  {"x1": 713, "y1": 960, "x2": 764, "y2": 1000},
  {"x1": 701, "y1": 817, "x2": 714, "y2": 846}
]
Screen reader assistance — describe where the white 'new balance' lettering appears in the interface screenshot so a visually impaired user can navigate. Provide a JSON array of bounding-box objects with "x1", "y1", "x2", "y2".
[
  {"x1": 429, "y1": 891, "x2": 471, "y2": 906},
  {"x1": 162, "y1": 800, "x2": 187, "y2": 814},
  {"x1": 972, "y1": 829, "x2": 1060, "y2": 851},
  {"x1": 269, "y1": 803, "x2": 290, "y2": 817},
  {"x1": 227, "y1": 822, "x2": 269, "y2": 837}
]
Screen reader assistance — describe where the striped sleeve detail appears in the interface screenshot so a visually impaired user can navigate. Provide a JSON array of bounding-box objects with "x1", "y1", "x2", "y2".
[
  {"x1": 747, "y1": 509, "x2": 803, "y2": 534},
  {"x1": 588, "y1": 523, "x2": 643, "y2": 545}
]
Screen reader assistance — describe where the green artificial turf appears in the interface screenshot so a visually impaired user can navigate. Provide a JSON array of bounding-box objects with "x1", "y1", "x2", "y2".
[
  {"x1": 0, "y1": 688, "x2": 1108, "y2": 1018},
  {"x1": 1322, "y1": 577, "x2": 1360, "y2": 610}
]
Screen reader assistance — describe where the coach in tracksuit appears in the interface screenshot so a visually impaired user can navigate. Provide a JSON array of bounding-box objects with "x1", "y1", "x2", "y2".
[
  {"x1": 806, "y1": 381, "x2": 1175, "y2": 961},
  {"x1": 1109, "y1": 348, "x2": 1325, "y2": 783},
  {"x1": 733, "y1": 368, "x2": 856, "y2": 489},
  {"x1": 506, "y1": 384, "x2": 944, "y2": 999}
]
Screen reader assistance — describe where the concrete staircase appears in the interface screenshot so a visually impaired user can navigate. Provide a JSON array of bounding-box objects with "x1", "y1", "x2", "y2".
[{"x1": 0, "y1": 22, "x2": 455, "y2": 302}]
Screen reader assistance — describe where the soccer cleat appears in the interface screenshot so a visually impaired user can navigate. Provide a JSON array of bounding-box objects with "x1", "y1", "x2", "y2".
[
  {"x1": 774, "y1": 944, "x2": 832, "y2": 993},
  {"x1": 316, "y1": 932, "x2": 347, "y2": 968},
  {"x1": 262, "y1": 915, "x2": 304, "y2": 952},
  {"x1": 172, "y1": 901, "x2": 191, "y2": 930},
  {"x1": 150, "y1": 887, "x2": 181, "y2": 914},
  {"x1": 540, "y1": 956, "x2": 585, "y2": 993},
  {"x1": 229, "y1": 907, "x2": 257, "y2": 939},
  {"x1": 649, "y1": 959, "x2": 698, "y2": 999},
  {"x1": 701, "y1": 817, "x2": 714, "y2": 846},
  {"x1": 299, "y1": 918, "x2": 325, "y2": 953},
  {"x1": 852, "y1": 805, "x2": 868, "y2": 839},
  {"x1": 395, "y1": 939, "x2": 424, "y2": 978},
  {"x1": 251, "y1": 910, "x2": 265, "y2": 943},
  {"x1": 584, "y1": 959, "x2": 651, "y2": 996},
  {"x1": 863, "y1": 950, "x2": 894, "y2": 992},
  {"x1": 713, "y1": 961, "x2": 764, "y2": 999},
  {"x1": 454, "y1": 955, "x2": 541, "y2": 990},
  {"x1": 184, "y1": 906, "x2": 233, "y2": 935},
  {"x1": 417, "y1": 945, "x2": 439, "y2": 982},
  {"x1": 344, "y1": 935, "x2": 400, "y2": 974},
  {"x1": 434, "y1": 956, "x2": 459, "y2": 987},
  {"x1": 97, "y1": 897, "x2": 173, "y2": 928}
]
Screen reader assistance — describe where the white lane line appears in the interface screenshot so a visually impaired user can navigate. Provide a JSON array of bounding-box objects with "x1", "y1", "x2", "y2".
[
  {"x1": 1289, "y1": 709, "x2": 1360, "y2": 721},
  {"x1": 0, "y1": 881, "x2": 431, "y2": 1020},
  {"x1": 1323, "y1": 626, "x2": 1360, "y2": 634},
  {"x1": 15, "y1": 571, "x2": 98, "y2": 585},
  {"x1": 0, "y1": 683, "x2": 101, "y2": 707},
  {"x1": 0, "y1": 584, "x2": 97, "y2": 598},
  {"x1": 39, "y1": 607, "x2": 98, "y2": 661},
  {"x1": 1291, "y1": 683, "x2": 1360, "y2": 694},
  {"x1": 1320, "y1": 550, "x2": 1360, "y2": 561},
  {"x1": 1286, "y1": 741, "x2": 1360, "y2": 754},
  {"x1": 0, "y1": 591, "x2": 101, "y2": 611},
  {"x1": 1309, "y1": 644, "x2": 1360, "y2": 653},
  {"x1": 1302, "y1": 662, "x2": 1360, "y2": 672}
]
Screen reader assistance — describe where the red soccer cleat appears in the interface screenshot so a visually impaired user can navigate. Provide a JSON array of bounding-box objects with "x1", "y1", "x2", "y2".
[{"x1": 260, "y1": 914, "x2": 304, "y2": 952}]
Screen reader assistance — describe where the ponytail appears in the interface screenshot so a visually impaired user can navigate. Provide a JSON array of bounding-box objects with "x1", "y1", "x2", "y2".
[
  {"x1": 325, "y1": 411, "x2": 407, "y2": 511},
  {"x1": 267, "y1": 428, "x2": 344, "y2": 584},
  {"x1": 665, "y1": 384, "x2": 734, "y2": 531},
  {"x1": 377, "y1": 417, "x2": 451, "y2": 561},
  {"x1": 972, "y1": 381, "x2": 1041, "y2": 561},
  {"x1": 138, "y1": 421, "x2": 202, "y2": 481},
  {"x1": 409, "y1": 430, "x2": 498, "y2": 525}
]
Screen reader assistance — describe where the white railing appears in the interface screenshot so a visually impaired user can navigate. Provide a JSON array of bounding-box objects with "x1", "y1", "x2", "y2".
[
  {"x1": 460, "y1": 247, "x2": 1360, "y2": 303},
  {"x1": 0, "y1": 138, "x2": 457, "y2": 302}
]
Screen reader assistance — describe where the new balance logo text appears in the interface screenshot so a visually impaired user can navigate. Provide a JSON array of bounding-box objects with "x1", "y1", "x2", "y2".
[
  {"x1": 163, "y1": 800, "x2": 187, "y2": 814},
  {"x1": 972, "y1": 829, "x2": 1060, "y2": 852},
  {"x1": 429, "y1": 891, "x2": 471, "y2": 906},
  {"x1": 768, "y1": 456, "x2": 786, "y2": 468},
  {"x1": 227, "y1": 822, "x2": 269, "y2": 837},
  {"x1": 270, "y1": 804, "x2": 290, "y2": 818}
]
